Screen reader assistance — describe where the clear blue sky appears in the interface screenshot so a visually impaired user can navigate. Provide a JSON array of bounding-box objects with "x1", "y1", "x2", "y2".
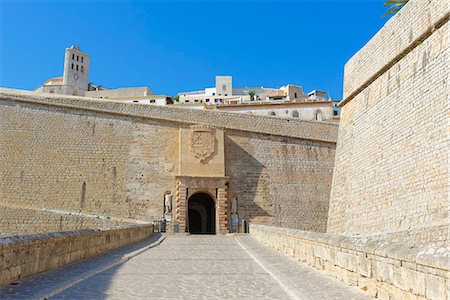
[{"x1": 1, "y1": 0, "x2": 389, "y2": 99}]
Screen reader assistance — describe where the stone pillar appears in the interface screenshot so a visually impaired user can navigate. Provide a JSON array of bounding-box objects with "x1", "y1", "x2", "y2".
[
  {"x1": 217, "y1": 185, "x2": 228, "y2": 234},
  {"x1": 176, "y1": 180, "x2": 187, "y2": 233}
]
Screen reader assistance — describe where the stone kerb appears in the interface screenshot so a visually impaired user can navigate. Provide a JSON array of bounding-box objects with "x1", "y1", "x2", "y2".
[
  {"x1": 0, "y1": 88, "x2": 338, "y2": 144},
  {"x1": 342, "y1": 0, "x2": 449, "y2": 103},
  {"x1": 0, "y1": 224, "x2": 153, "y2": 286},
  {"x1": 250, "y1": 224, "x2": 449, "y2": 299}
]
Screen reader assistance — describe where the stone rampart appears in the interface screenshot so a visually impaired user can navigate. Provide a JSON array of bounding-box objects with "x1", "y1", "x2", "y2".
[
  {"x1": 342, "y1": 0, "x2": 449, "y2": 102},
  {"x1": 327, "y1": 0, "x2": 449, "y2": 245},
  {"x1": 0, "y1": 88, "x2": 337, "y2": 234},
  {"x1": 0, "y1": 89, "x2": 338, "y2": 143},
  {"x1": 251, "y1": 224, "x2": 449, "y2": 300},
  {"x1": 0, "y1": 205, "x2": 136, "y2": 237},
  {"x1": 0, "y1": 224, "x2": 153, "y2": 285}
]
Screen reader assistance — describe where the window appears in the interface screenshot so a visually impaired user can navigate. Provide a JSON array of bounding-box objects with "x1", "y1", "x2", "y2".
[
  {"x1": 205, "y1": 99, "x2": 210, "y2": 102},
  {"x1": 292, "y1": 111, "x2": 299, "y2": 118},
  {"x1": 71, "y1": 63, "x2": 74, "y2": 69},
  {"x1": 76, "y1": 65, "x2": 79, "y2": 71},
  {"x1": 185, "y1": 100, "x2": 190, "y2": 103},
  {"x1": 222, "y1": 85, "x2": 226, "y2": 91},
  {"x1": 150, "y1": 100, "x2": 156, "y2": 103},
  {"x1": 269, "y1": 111, "x2": 276, "y2": 116},
  {"x1": 315, "y1": 110, "x2": 323, "y2": 121},
  {"x1": 72, "y1": 54, "x2": 74, "y2": 60},
  {"x1": 133, "y1": 100, "x2": 138, "y2": 103},
  {"x1": 212, "y1": 93, "x2": 215, "y2": 96},
  {"x1": 224, "y1": 94, "x2": 228, "y2": 96},
  {"x1": 81, "y1": 66, "x2": 84, "y2": 72},
  {"x1": 294, "y1": 92, "x2": 298, "y2": 99},
  {"x1": 333, "y1": 110, "x2": 338, "y2": 116},
  {"x1": 194, "y1": 100, "x2": 199, "y2": 103},
  {"x1": 81, "y1": 57, "x2": 84, "y2": 63},
  {"x1": 77, "y1": 55, "x2": 79, "y2": 61}
]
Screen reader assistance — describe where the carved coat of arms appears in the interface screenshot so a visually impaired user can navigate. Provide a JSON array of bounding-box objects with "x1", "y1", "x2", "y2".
[{"x1": 189, "y1": 126, "x2": 216, "y2": 163}]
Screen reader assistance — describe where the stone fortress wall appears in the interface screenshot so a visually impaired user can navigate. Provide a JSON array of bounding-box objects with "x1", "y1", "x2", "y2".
[
  {"x1": 0, "y1": 89, "x2": 338, "y2": 236},
  {"x1": 327, "y1": 0, "x2": 449, "y2": 246},
  {"x1": 0, "y1": 205, "x2": 133, "y2": 237}
]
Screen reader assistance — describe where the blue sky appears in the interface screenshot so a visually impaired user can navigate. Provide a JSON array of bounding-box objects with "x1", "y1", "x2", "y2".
[{"x1": 0, "y1": 0, "x2": 389, "y2": 99}]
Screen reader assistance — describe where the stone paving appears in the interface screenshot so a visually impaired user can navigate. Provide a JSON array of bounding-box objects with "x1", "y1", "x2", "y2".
[{"x1": 0, "y1": 235, "x2": 371, "y2": 299}]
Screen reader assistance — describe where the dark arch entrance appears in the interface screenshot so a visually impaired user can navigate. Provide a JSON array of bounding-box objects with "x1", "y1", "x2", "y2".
[{"x1": 188, "y1": 193, "x2": 215, "y2": 234}]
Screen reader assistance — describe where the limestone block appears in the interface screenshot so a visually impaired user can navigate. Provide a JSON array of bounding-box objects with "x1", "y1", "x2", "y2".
[
  {"x1": 371, "y1": 260, "x2": 394, "y2": 284},
  {"x1": 393, "y1": 266, "x2": 426, "y2": 296},
  {"x1": 424, "y1": 273, "x2": 447, "y2": 300}
]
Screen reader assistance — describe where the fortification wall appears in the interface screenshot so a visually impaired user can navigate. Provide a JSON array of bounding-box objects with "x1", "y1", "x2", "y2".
[
  {"x1": 0, "y1": 206, "x2": 132, "y2": 237},
  {"x1": 327, "y1": 0, "x2": 449, "y2": 245},
  {"x1": 226, "y1": 130, "x2": 335, "y2": 232},
  {"x1": 0, "y1": 89, "x2": 337, "y2": 235},
  {"x1": 0, "y1": 225, "x2": 153, "y2": 285},
  {"x1": 251, "y1": 224, "x2": 449, "y2": 300}
]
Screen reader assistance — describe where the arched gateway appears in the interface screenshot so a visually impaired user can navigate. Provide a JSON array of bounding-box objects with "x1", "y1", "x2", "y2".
[{"x1": 188, "y1": 193, "x2": 215, "y2": 234}]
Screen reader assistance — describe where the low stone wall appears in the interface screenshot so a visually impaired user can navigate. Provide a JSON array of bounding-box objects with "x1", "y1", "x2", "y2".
[
  {"x1": 250, "y1": 224, "x2": 448, "y2": 299},
  {"x1": 0, "y1": 205, "x2": 135, "y2": 237},
  {"x1": 0, "y1": 224, "x2": 153, "y2": 285}
]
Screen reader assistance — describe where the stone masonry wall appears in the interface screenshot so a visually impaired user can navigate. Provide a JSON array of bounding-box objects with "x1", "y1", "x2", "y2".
[
  {"x1": 0, "y1": 206, "x2": 133, "y2": 237},
  {"x1": 251, "y1": 224, "x2": 449, "y2": 300},
  {"x1": 0, "y1": 224, "x2": 153, "y2": 285},
  {"x1": 226, "y1": 130, "x2": 335, "y2": 232},
  {"x1": 327, "y1": 0, "x2": 449, "y2": 245},
  {"x1": 0, "y1": 89, "x2": 338, "y2": 234},
  {"x1": 0, "y1": 98, "x2": 180, "y2": 226}
]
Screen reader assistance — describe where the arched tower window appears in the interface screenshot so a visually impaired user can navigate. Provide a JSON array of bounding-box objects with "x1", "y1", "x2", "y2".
[
  {"x1": 315, "y1": 110, "x2": 323, "y2": 121},
  {"x1": 292, "y1": 111, "x2": 299, "y2": 118},
  {"x1": 268, "y1": 111, "x2": 276, "y2": 116}
]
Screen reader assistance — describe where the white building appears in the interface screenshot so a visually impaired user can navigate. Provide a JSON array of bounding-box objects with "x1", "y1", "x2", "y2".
[
  {"x1": 85, "y1": 87, "x2": 171, "y2": 105},
  {"x1": 175, "y1": 76, "x2": 340, "y2": 122},
  {"x1": 177, "y1": 76, "x2": 305, "y2": 105},
  {"x1": 35, "y1": 46, "x2": 170, "y2": 105},
  {"x1": 35, "y1": 45, "x2": 90, "y2": 96}
]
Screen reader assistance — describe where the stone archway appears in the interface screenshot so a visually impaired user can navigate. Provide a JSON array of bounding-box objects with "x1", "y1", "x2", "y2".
[
  {"x1": 175, "y1": 176, "x2": 228, "y2": 234},
  {"x1": 188, "y1": 193, "x2": 215, "y2": 234}
]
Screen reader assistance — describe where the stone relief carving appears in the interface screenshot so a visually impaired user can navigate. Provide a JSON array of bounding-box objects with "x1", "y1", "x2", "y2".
[
  {"x1": 189, "y1": 125, "x2": 216, "y2": 163},
  {"x1": 165, "y1": 163, "x2": 174, "y2": 173}
]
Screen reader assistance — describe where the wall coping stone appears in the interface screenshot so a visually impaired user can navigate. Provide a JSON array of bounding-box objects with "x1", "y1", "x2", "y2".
[
  {"x1": 251, "y1": 224, "x2": 449, "y2": 271},
  {"x1": 341, "y1": 0, "x2": 449, "y2": 106},
  {"x1": 0, "y1": 224, "x2": 152, "y2": 248},
  {"x1": 0, "y1": 88, "x2": 338, "y2": 143}
]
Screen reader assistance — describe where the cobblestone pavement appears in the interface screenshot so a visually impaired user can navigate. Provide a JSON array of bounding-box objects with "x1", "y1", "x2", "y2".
[{"x1": 0, "y1": 235, "x2": 371, "y2": 300}]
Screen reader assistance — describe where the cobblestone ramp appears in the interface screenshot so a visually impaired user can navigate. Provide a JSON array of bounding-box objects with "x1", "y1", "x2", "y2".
[{"x1": 0, "y1": 235, "x2": 370, "y2": 299}]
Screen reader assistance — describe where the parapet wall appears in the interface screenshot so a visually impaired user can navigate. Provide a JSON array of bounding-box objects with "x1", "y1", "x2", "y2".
[
  {"x1": 0, "y1": 224, "x2": 153, "y2": 285},
  {"x1": 327, "y1": 0, "x2": 449, "y2": 245},
  {"x1": 0, "y1": 205, "x2": 134, "y2": 237},
  {"x1": 0, "y1": 89, "x2": 338, "y2": 143},
  {"x1": 251, "y1": 224, "x2": 449, "y2": 300}
]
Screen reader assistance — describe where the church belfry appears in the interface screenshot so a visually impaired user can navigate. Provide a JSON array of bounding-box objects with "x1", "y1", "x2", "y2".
[{"x1": 63, "y1": 45, "x2": 90, "y2": 94}]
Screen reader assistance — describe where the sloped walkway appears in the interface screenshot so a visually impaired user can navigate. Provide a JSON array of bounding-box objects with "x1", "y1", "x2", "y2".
[{"x1": 0, "y1": 235, "x2": 370, "y2": 299}]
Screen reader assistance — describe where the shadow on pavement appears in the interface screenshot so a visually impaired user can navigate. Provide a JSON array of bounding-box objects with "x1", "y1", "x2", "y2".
[{"x1": 0, "y1": 233, "x2": 163, "y2": 300}]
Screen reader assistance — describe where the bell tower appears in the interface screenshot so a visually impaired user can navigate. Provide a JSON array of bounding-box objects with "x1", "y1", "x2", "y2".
[{"x1": 63, "y1": 45, "x2": 90, "y2": 93}]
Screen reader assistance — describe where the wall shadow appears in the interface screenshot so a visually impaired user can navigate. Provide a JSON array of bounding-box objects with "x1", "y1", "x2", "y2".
[{"x1": 0, "y1": 233, "x2": 162, "y2": 299}]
